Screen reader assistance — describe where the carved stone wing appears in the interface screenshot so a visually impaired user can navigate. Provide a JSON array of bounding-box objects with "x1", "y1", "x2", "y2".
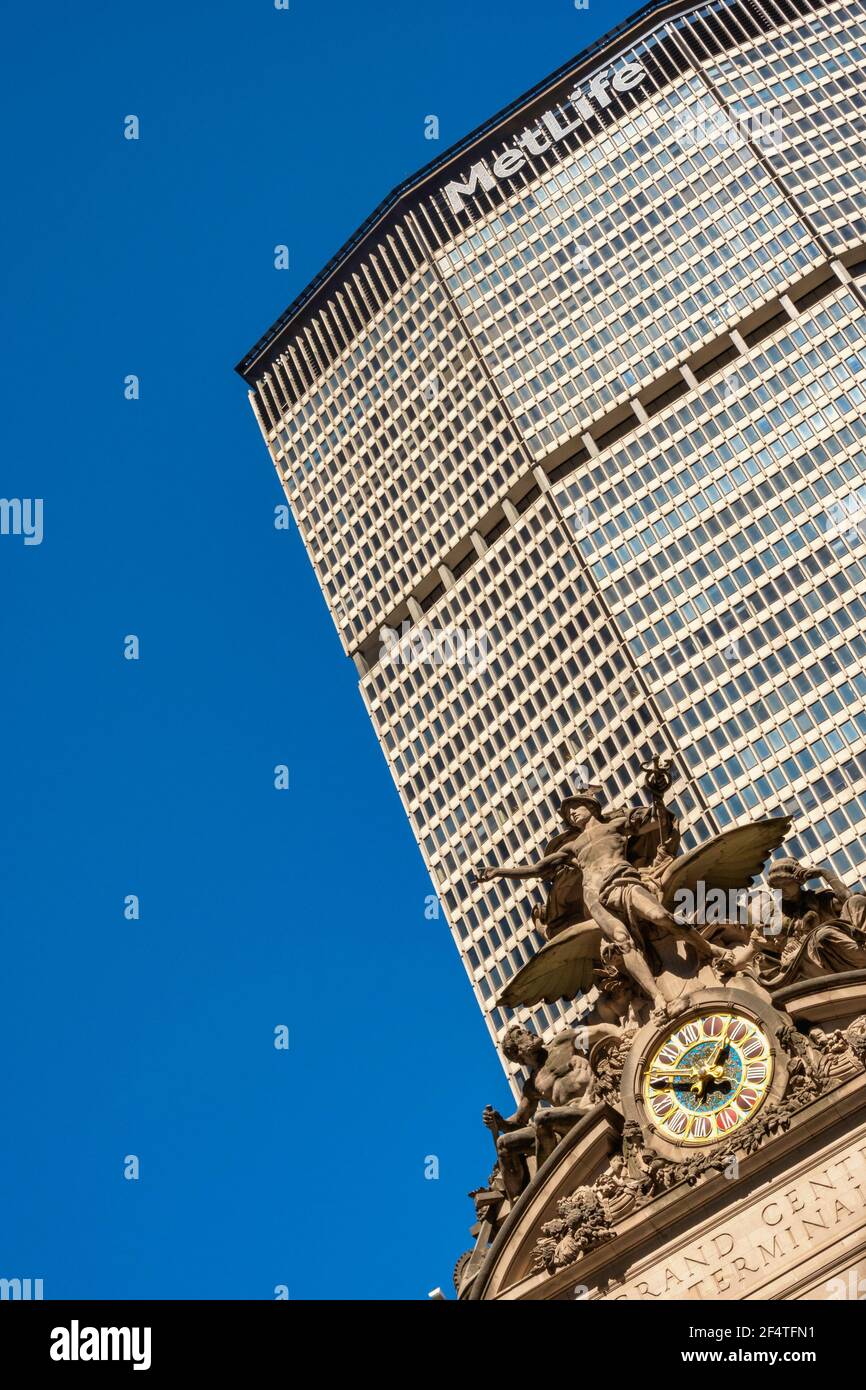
[
  {"x1": 659, "y1": 816, "x2": 792, "y2": 907},
  {"x1": 496, "y1": 921, "x2": 603, "y2": 1008}
]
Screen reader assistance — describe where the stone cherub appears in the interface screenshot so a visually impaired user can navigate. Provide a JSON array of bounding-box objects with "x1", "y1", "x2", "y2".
[
  {"x1": 806, "y1": 1026, "x2": 859, "y2": 1083},
  {"x1": 594, "y1": 1152, "x2": 642, "y2": 1219},
  {"x1": 475, "y1": 777, "x2": 790, "y2": 1017},
  {"x1": 482, "y1": 1022, "x2": 605, "y2": 1202}
]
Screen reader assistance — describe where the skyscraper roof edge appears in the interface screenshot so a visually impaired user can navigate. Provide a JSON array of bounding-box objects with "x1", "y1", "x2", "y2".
[{"x1": 234, "y1": 0, "x2": 770, "y2": 381}]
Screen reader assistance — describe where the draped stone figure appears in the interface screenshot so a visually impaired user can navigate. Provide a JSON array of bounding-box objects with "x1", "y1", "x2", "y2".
[{"x1": 748, "y1": 856, "x2": 866, "y2": 985}]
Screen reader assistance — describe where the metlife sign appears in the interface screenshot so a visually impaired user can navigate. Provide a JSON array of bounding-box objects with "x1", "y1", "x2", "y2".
[{"x1": 441, "y1": 58, "x2": 648, "y2": 217}]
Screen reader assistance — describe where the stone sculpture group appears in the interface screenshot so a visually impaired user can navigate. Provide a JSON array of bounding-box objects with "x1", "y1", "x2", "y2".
[{"x1": 458, "y1": 758, "x2": 866, "y2": 1289}]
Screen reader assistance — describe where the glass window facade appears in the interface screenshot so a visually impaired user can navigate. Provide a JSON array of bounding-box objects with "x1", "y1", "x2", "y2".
[{"x1": 239, "y1": 0, "x2": 866, "y2": 1088}]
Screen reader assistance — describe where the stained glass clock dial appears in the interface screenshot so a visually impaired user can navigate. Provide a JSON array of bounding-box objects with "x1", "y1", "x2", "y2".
[{"x1": 641, "y1": 1010, "x2": 774, "y2": 1146}]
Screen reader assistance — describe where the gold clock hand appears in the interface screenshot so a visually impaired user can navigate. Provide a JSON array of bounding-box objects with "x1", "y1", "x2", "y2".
[
  {"x1": 707, "y1": 1020, "x2": 734, "y2": 1070},
  {"x1": 682, "y1": 1024, "x2": 735, "y2": 1099}
]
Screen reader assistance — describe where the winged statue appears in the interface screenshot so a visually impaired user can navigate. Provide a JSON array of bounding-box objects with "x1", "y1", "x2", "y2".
[{"x1": 474, "y1": 773, "x2": 791, "y2": 1016}]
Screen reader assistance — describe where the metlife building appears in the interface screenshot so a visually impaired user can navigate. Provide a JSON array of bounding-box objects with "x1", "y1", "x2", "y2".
[{"x1": 237, "y1": 0, "x2": 866, "y2": 1081}]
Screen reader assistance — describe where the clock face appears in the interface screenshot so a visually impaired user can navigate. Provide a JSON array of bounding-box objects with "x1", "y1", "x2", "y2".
[{"x1": 641, "y1": 1010, "x2": 774, "y2": 1146}]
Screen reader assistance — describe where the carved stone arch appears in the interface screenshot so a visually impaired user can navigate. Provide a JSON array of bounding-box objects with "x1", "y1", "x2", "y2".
[{"x1": 467, "y1": 1105, "x2": 621, "y2": 1300}]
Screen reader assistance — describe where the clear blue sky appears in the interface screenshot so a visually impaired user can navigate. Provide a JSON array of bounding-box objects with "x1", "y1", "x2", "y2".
[{"x1": 0, "y1": 0, "x2": 633, "y2": 1299}]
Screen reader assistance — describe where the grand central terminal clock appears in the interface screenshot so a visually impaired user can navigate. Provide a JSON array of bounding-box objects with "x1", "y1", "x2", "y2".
[{"x1": 620, "y1": 990, "x2": 790, "y2": 1161}]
